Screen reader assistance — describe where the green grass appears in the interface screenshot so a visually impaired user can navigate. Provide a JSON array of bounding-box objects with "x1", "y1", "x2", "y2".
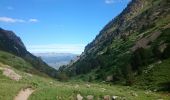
[
  {"x1": 0, "y1": 50, "x2": 169, "y2": 100},
  {"x1": 0, "y1": 63, "x2": 170, "y2": 100},
  {"x1": 30, "y1": 82, "x2": 170, "y2": 100},
  {"x1": 0, "y1": 68, "x2": 26, "y2": 100},
  {"x1": 0, "y1": 50, "x2": 33, "y2": 71},
  {"x1": 135, "y1": 58, "x2": 170, "y2": 91}
]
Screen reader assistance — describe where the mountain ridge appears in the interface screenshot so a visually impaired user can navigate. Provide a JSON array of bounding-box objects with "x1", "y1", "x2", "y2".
[
  {"x1": 59, "y1": 0, "x2": 170, "y2": 90},
  {"x1": 0, "y1": 27, "x2": 58, "y2": 78}
]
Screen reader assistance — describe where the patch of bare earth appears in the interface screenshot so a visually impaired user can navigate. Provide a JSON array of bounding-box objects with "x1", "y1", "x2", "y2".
[
  {"x1": 0, "y1": 63, "x2": 22, "y2": 81},
  {"x1": 1, "y1": 67, "x2": 22, "y2": 81}
]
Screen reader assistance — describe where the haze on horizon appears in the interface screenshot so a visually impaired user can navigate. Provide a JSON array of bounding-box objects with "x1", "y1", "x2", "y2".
[{"x1": 0, "y1": 0, "x2": 131, "y2": 54}]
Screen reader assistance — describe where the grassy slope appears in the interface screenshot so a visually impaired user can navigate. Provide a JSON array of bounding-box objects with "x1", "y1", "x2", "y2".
[
  {"x1": 67, "y1": 1, "x2": 170, "y2": 88},
  {"x1": 135, "y1": 58, "x2": 170, "y2": 90},
  {"x1": 0, "y1": 50, "x2": 33, "y2": 71},
  {"x1": 0, "y1": 50, "x2": 170, "y2": 100}
]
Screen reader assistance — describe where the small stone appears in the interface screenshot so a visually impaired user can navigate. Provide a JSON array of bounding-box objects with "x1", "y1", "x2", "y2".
[
  {"x1": 153, "y1": 89, "x2": 157, "y2": 92},
  {"x1": 145, "y1": 90, "x2": 152, "y2": 94},
  {"x1": 77, "y1": 94, "x2": 83, "y2": 100},
  {"x1": 104, "y1": 95, "x2": 111, "y2": 100},
  {"x1": 112, "y1": 95, "x2": 118, "y2": 100},
  {"x1": 157, "y1": 60, "x2": 162, "y2": 64},
  {"x1": 87, "y1": 95, "x2": 94, "y2": 100},
  {"x1": 106, "y1": 75, "x2": 113, "y2": 82}
]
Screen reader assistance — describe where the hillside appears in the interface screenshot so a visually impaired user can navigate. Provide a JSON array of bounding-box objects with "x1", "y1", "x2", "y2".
[
  {"x1": 0, "y1": 0, "x2": 170, "y2": 99},
  {"x1": 59, "y1": 0, "x2": 170, "y2": 90},
  {"x1": 0, "y1": 56, "x2": 169, "y2": 99},
  {"x1": 0, "y1": 28, "x2": 57, "y2": 78}
]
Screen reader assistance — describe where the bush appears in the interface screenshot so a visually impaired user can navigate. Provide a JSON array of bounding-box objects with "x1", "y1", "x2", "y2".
[
  {"x1": 162, "y1": 44, "x2": 170, "y2": 59},
  {"x1": 57, "y1": 72, "x2": 69, "y2": 81},
  {"x1": 124, "y1": 64, "x2": 134, "y2": 86}
]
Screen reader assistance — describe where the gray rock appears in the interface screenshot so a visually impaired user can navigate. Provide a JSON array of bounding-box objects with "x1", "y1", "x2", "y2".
[
  {"x1": 112, "y1": 95, "x2": 118, "y2": 100},
  {"x1": 106, "y1": 75, "x2": 113, "y2": 82},
  {"x1": 77, "y1": 94, "x2": 83, "y2": 100},
  {"x1": 49, "y1": 82, "x2": 53, "y2": 84},
  {"x1": 104, "y1": 95, "x2": 111, "y2": 100}
]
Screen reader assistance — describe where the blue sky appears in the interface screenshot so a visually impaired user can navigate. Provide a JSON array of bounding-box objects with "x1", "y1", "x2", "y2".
[{"x1": 0, "y1": 0, "x2": 130, "y2": 54}]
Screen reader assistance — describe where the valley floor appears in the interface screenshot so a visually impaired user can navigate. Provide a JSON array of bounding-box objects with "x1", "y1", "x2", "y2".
[{"x1": 0, "y1": 63, "x2": 170, "y2": 100}]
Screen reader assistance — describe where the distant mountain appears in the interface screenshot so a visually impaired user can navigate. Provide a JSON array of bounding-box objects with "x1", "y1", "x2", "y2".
[
  {"x1": 34, "y1": 53, "x2": 78, "y2": 69},
  {"x1": 0, "y1": 28, "x2": 58, "y2": 78}
]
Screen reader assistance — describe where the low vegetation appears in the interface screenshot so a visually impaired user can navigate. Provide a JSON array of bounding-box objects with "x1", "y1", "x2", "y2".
[
  {"x1": 58, "y1": 0, "x2": 170, "y2": 92},
  {"x1": 0, "y1": 50, "x2": 169, "y2": 100}
]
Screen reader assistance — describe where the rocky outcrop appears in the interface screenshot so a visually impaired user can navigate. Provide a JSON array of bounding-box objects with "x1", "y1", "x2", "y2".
[{"x1": 84, "y1": 0, "x2": 149, "y2": 54}]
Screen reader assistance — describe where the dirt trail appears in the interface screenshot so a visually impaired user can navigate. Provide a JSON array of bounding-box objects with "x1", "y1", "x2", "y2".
[{"x1": 14, "y1": 88, "x2": 34, "y2": 100}]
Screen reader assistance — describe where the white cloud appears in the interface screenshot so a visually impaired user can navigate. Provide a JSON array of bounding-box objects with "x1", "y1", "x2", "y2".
[
  {"x1": 27, "y1": 44, "x2": 85, "y2": 54},
  {"x1": 0, "y1": 17, "x2": 39, "y2": 23},
  {"x1": 0, "y1": 17, "x2": 25, "y2": 23},
  {"x1": 29, "y1": 19, "x2": 38, "y2": 22}
]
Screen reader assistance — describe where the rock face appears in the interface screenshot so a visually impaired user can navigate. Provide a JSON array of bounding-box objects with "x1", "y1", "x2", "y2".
[
  {"x1": 85, "y1": 0, "x2": 148, "y2": 53},
  {"x1": 0, "y1": 28, "x2": 57, "y2": 78},
  {"x1": 59, "y1": 0, "x2": 170, "y2": 85}
]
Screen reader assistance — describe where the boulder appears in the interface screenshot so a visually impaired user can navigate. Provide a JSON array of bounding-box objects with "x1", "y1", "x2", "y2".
[
  {"x1": 112, "y1": 96, "x2": 118, "y2": 100},
  {"x1": 104, "y1": 95, "x2": 111, "y2": 100},
  {"x1": 106, "y1": 75, "x2": 113, "y2": 82},
  {"x1": 49, "y1": 82, "x2": 53, "y2": 84},
  {"x1": 77, "y1": 94, "x2": 83, "y2": 100}
]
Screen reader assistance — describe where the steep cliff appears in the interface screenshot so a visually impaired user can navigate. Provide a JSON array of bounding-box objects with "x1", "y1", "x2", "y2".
[{"x1": 59, "y1": 0, "x2": 170, "y2": 89}]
